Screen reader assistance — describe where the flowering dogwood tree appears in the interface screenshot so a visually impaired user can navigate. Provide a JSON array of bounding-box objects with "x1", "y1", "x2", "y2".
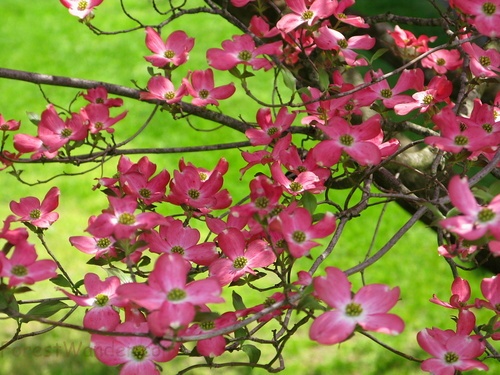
[{"x1": 0, "y1": 0, "x2": 499, "y2": 374}]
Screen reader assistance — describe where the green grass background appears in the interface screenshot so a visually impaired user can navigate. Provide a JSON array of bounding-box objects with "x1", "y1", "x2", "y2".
[{"x1": 0, "y1": 1, "x2": 497, "y2": 374}]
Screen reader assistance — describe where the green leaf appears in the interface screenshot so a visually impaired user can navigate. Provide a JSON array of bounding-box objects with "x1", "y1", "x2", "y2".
[
  {"x1": 26, "y1": 111, "x2": 41, "y2": 126},
  {"x1": 137, "y1": 255, "x2": 151, "y2": 268},
  {"x1": 300, "y1": 191, "x2": 317, "y2": 215},
  {"x1": 369, "y1": 48, "x2": 389, "y2": 64},
  {"x1": 318, "y1": 69, "x2": 330, "y2": 91},
  {"x1": 242, "y1": 344, "x2": 261, "y2": 365},
  {"x1": 232, "y1": 291, "x2": 246, "y2": 311},
  {"x1": 193, "y1": 311, "x2": 220, "y2": 323},
  {"x1": 281, "y1": 68, "x2": 297, "y2": 91},
  {"x1": 49, "y1": 274, "x2": 71, "y2": 288},
  {"x1": 21, "y1": 300, "x2": 69, "y2": 323},
  {"x1": 105, "y1": 267, "x2": 133, "y2": 284}
]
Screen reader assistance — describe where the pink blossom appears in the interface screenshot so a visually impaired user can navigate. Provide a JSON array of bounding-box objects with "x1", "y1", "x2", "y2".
[
  {"x1": 388, "y1": 25, "x2": 436, "y2": 58},
  {"x1": 245, "y1": 107, "x2": 296, "y2": 146},
  {"x1": 144, "y1": 28, "x2": 194, "y2": 68},
  {"x1": 394, "y1": 75, "x2": 453, "y2": 116},
  {"x1": 60, "y1": 0, "x2": 104, "y2": 19},
  {"x1": 276, "y1": 0, "x2": 337, "y2": 33},
  {"x1": 462, "y1": 42, "x2": 500, "y2": 78},
  {"x1": 0, "y1": 240, "x2": 57, "y2": 287},
  {"x1": 0, "y1": 114, "x2": 20, "y2": 131},
  {"x1": 10, "y1": 187, "x2": 60, "y2": 228},
  {"x1": 207, "y1": 34, "x2": 281, "y2": 71},
  {"x1": 37, "y1": 105, "x2": 88, "y2": 150},
  {"x1": 270, "y1": 162, "x2": 323, "y2": 195},
  {"x1": 139, "y1": 75, "x2": 186, "y2": 104},
  {"x1": 82, "y1": 86, "x2": 124, "y2": 108},
  {"x1": 69, "y1": 233, "x2": 117, "y2": 259},
  {"x1": 249, "y1": 15, "x2": 281, "y2": 39},
  {"x1": 430, "y1": 277, "x2": 474, "y2": 310},
  {"x1": 144, "y1": 219, "x2": 218, "y2": 266},
  {"x1": 332, "y1": 0, "x2": 369, "y2": 28},
  {"x1": 59, "y1": 273, "x2": 124, "y2": 330},
  {"x1": 453, "y1": 0, "x2": 500, "y2": 37},
  {"x1": 117, "y1": 253, "x2": 224, "y2": 335},
  {"x1": 417, "y1": 311, "x2": 488, "y2": 375},
  {"x1": 421, "y1": 49, "x2": 463, "y2": 74},
  {"x1": 309, "y1": 267, "x2": 404, "y2": 344},
  {"x1": 182, "y1": 69, "x2": 236, "y2": 106},
  {"x1": 271, "y1": 206, "x2": 336, "y2": 258},
  {"x1": 0, "y1": 215, "x2": 28, "y2": 245},
  {"x1": 91, "y1": 321, "x2": 180, "y2": 374},
  {"x1": 312, "y1": 114, "x2": 384, "y2": 166},
  {"x1": 209, "y1": 228, "x2": 276, "y2": 286},
  {"x1": 13, "y1": 133, "x2": 59, "y2": 160},
  {"x1": 476, "y1": 275, "x2": 500, "y2": 313},
  {"x1": 86, "y1": 196, "x2": 166, "y2": 239},
  {"x1": 440, "y1": 175, "x2": 500, "y2": 241},
  {"x1": 314, "y1": 25, "x2": 375, "y2": 66},
  {"x1": 82, "y1": 103, "x2": 127, "y2": 134}
]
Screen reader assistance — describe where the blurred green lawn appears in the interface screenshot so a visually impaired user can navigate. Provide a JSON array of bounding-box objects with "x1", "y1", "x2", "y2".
[{"x1": 0, "y1": 1, "x2": 497, "y2": 374}]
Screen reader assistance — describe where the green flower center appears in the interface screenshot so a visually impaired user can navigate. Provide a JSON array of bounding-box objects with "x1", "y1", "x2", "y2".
[
  {"x1": 345, "y1": 302, "x2": 363, "y2": 317},
  {"x1": 454, "y1": 135, "x2": 469, "y2": 146},
  {"x1": 337, "y1": 13, "x2": 347, "y2": 19},
  {"x1": 139, "y1": 188, "x2": 151, "y2": 199},
  {"x1": 164, "y1": 50, "x2": 175, "y2": 59},
  {"x1": 94, "y1": 121, "x2": 103, "y2": 129},
  {"x1": 94, "y1": 294, "x2": 109, "y2": 307},
  {"x1": 297, "y1": 166, "x2": 307, "y2": 173},
  {"x1": 11, "y1": 265, "x2": 28, "y2": 277},
  {"x1": 96, "y1": 238, "x2": 111, "y2": 249},
  {"x1": 188, "y1": 189, "x2": 200, "y2": 199},
  {"x1": 482, "y1": 123, "x2": 493, "y2": 133},
  {"x1": 478, "y1": 207, "x2": 495, "y2": 222},
  {"x1": 118, "y1": 212, "x2": 136, "y2": 225},
  {"x1": 275, "y1": 239, "x2": 287, "y2": 249},
  {"x1": 95, "y1": 98, "x2": 104, "y2": 104},
  {"x1": 289, "y1": 181, "x2": 303, "y2": 192},
  {"x1": 233, "y1": 256, "x2": 248, "y2": 269},
  {"x1": 200, "y1": 320, "x2": 215, "y2": 330},
  {"x1": 199, "y1": 89, "x2": 209, "y2": 99},
  {"x1": 29, "y1": 209, "x2": 41, "y2": 219},
  {"x1": 480, "y1": 56, "x2": 491, "y2": 67},
  {"x1": 199, "y1": 172, "x2": 208, "y2": 181},
  {"x1": 422, "y1": 94, "x2": 434, "y2": 105},
  {"x1": 1, "y1": 124, "x2": 9, "y2": 130},
  {"x1": 267, "y1": 127, "x2": 279, "y2": 136},
  {"x1": 444, "y1": 351, "x2": 459, "y2": 363},
  {"x1": 380, "y1": 88, "x2": 393, "y2": 98},
  {"x1": 302, "y1": 10, "x2": 314, "y2": 20},
  {"x1": 255, "y1": 196, "x2": 269, "y2": 209},
  {"x1": 164, "y1": 91, "x2": 175, "y2": 100},
  {"x1": 238, "y1": 50, "x2": 252, "y2": 61},
  {"x1": 338, "y1": 39, "x2": 348, "y2": 49},
  {"x1": 339, "y1": 134, "x2": 354, "y2": 146},
  {"x1": 167, "y1": 288, "x2": 186, "y2": 301},
  {"x1": 436, "y1": 58, "x2": 446, "y2": 66},
  {"x1": 77, "y1": 1, "x2": 88, "y2": 11},
  {"x1": 61, "y1": 128, "x2": 72, "y2": 138},
  {"x1": 171, "y1": 245, "x2": 185, "y2": 255},
  {"x1": 482, "y1": 2, "x2": 496, "y2": 15},
  {"x1": 131, "y1": 345, "x2": 148, "y2": 361},
  {"x1": 344, "y1": 103, "x2": 354, "y2": 111},
  {"x1": 292, "y1": 230, "x2": 306, "y2": 243},
  {"x1": 264, "y1": 297, "x2": 276, "y2": 307}
]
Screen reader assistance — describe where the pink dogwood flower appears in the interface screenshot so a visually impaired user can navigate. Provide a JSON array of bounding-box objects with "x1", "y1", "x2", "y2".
[
  {"x1": 37, "y1": 105, "x2": 88, "y2": 150},
  {"x1": 462, "y1": 42, "x2": 500, "y2": 78},
  {"x1": 417, "y1": 311, "x2": 488, "y2": 375},
  {"x1": 69, "y1": 232, "x2": 117, "y2": 259},
  {"x1": 82, "y1": 103, "x2": 127, "y2": 134},
  {"x1": 139, "y1": 75, "x2": 186, "y2": 104},
  {"x1": 60, "y1": 0, "x2": 104, "y2": 19},
  {"x1": 59, "y1": 273, "x2": 124, "y2": 331},
  {"x1": 207, "y1": 34, "x2": 281, "y2": 71},
  {"x1": 276, "y1": 0, "x2": 337, "y2": 33},
  {"x1": 309, "y1": 267, "x2": 404, "y2": 344},
  {"x1": 10, "y1": 187, "x2": 60, "y2": 229},
  {"x1": 430, "y1": 277, "x2": 474, "y2": 311},
  {"x1": 117, "y1": 253, "x2": 224, "y2": 335},
  {"x1": 388, "y1": 25, "x2": 436, "y2": 58},
  {"x1": 440, "y1": 175, "x2": 500, "y2": 241},
  {"x1": 271, "y1": 206, "x2": 336, "y2": 258},
  {"x1": 476, "y1": 275, "x2": 500, "y2": 313},
  {"x1": 91, "y1": 320, "x2": 180, "y2": 374},
  {"x1": 0, "y1": 240, "x2": 57, "y2": 287},
  {"x1": 270, "y1": 162, "x2": 323, "y2": 195},
  {"x1": 0, "y1": 114, "x2": 20, "y2": 131},
  {"x1": 453, "y1": 0, "x2": 500, "y2": 37},
  {"x1": 82, "y1": 86, "x2": 124, "y2": 107},
  {"x1": 312, "y1": 114, "x2": 385, "y2": 166},
  {"x1": 182, "y1": 69, "x2": 236, "y2": 106},
  {"x1": 245, "y1": 106, "x2": 296, "y2": 146},
  {"x1": 13, "y1": 133, "x2": 59, "y2": 160},
  {"x1": 209, "y1": 228, "x2": 276, "y2": 286},
  {"x1": 421, "y1": 49, "x2": 463, "y2": 74},
  {"x1": 144, "y1": 27, "x2": 195, "y2": 68}
]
